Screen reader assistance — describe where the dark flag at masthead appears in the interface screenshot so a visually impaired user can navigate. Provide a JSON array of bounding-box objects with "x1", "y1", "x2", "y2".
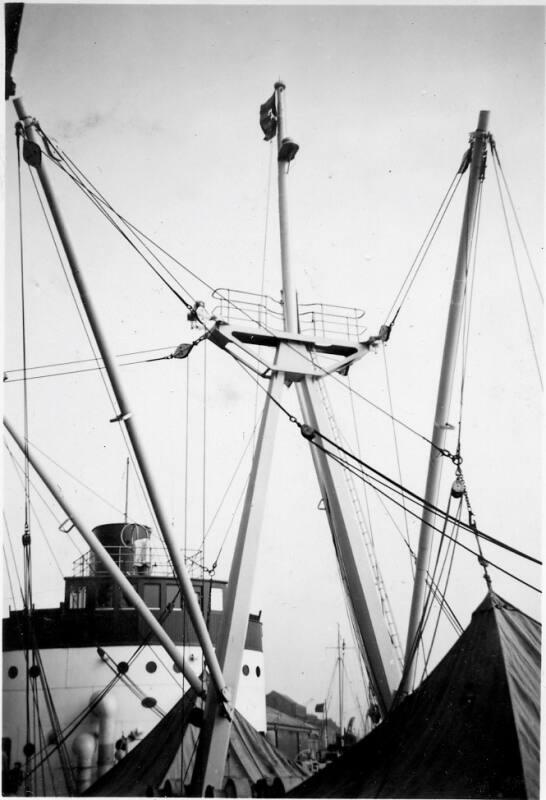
[{"x1": 259, "y1": 93, "x2": 277, "y2": 141}]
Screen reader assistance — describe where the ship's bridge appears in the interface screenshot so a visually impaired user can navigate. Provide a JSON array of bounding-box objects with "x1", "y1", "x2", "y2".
[{"x1": 4, "y1": 522, "x2": 263, "y2": 655}]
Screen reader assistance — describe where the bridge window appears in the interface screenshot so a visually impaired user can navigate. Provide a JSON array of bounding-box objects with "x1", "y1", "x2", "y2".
[
  {"x1": 96, "y1": 582, "x2": 114, "y2": 609},
  {"x1": 143, "y1": 583, "x2": 160, "y2": 609},
  {"x1": 69, "y1": 585, "x2": 87, "y2": 609},
  {"x1": 165, "y1": 584, "x2": 181, "y2": 610},
  {"x1": 210, "y1": 588, "x2": 223, "y2": 611}
]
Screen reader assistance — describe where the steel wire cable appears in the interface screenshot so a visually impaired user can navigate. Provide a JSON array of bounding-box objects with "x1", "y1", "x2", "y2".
[
  {"x1": 313, "y1": 441, "x2": 540, "y2": 594},
  {"x1": 384, "y1": 167, "x2": 465, "y2": 325},
  {"x1": 19, "y1": 125, "x2": 539, "y2": 586},
  {"x1": 3, "y1": 511, "x2": 25, "y2": 607},
  {"x1": 25, "y1": 163, "x2": 173, "y2": 567},
  {"x1": 491, "y1": 147, "x2": 543, "y2": 388},
  {"x1": 489, "y1": 140, "x2": 543, "y2": 304},
  {"x1": 34, "y1": 125, "x2": 455, "y2": 461},
  {"x1": 419, "y1": 509, "x2": 461, "y2": 683},
  {"x1": 231, "y1": 354, "x2": 541, "y2": 583}
]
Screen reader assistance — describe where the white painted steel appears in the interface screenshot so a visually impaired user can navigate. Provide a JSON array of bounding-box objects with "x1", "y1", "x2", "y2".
[
  {"x1": 191, "y1": 368, "x2": 285, "y2": 794},
  {"x1": 4, "y1": 417, "x2": 203, "y2": 696},
  {"x1": 275, "y1": 81, "x2": 299, "y2": 333},
  {"x1": 296, "y1": 376, "x2": 402, "y2": 714},
  {"x1": 401, "y1": 111, "x2": 490, "y2": 695},
  {"x1": 12, "y1": 97, "x2": 228, "y2": 705}
]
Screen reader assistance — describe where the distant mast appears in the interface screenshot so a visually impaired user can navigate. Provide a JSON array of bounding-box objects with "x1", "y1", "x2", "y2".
[{"x1": 401, "y1": 111, "x2": 490, "y2": 694}]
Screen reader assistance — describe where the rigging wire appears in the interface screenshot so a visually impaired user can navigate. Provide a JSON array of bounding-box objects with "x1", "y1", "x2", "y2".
[
  {"x1": 457, "y1": 180, "x2": 483, "y2": 443},
  {"x1": 26, "y1": 589, "x2": 186, "y2": 779},
  {"x1": 38, "y1": 138, "x2": 199, "y2": 311},
  {"x1": 396, "y1": 493, "x2": 457, "y2": 695},
  {"x1": 3, "y1": 544, "x2": 20, "y2": 610},
  {"x1": 3, "y1": 512, "x2": 25, "y2": 607},
  {"x1": 4, "y1": 345, "x2": 176, "y2": 381},
  {"x1": 315, "y1": 440, "x2": 540, "y2": 593},
  {"x1": 25, "y1": 162, "x2": 172, "y2": 567},
  {"x1": 227, "y1": 352, "x2": 540, "y2": 605},
  {"x1": 32, "y1": 124, "x2": 456, "y2": 461},
  {"x1": 16, "y1": 122, "x2": 539, "y2": 595},
  {"x1": 380, "y1": 347, "x2": 413, "y2": 565},
  {"x1": 360, "y1": 486, "x2": 463, "y2": 635},
  {"x1": 7, "y1": 446, "x2": 67, "y2": 580},
  {"x1": 6, "y1": 434, "x2": 132, "y2": 521},
  {"x1": 5, "y1": 443, "x2": 85, "y2": 556},
  {"x1": 489, "y1": 139, "x2": 543, "y2": 304},
  {"x1": 384, "y1": 164, "x2": 466, "y2": 326},
  {"x1": 416, "y1": 497, "x2": 461, "y2": 682},
  {"x1": 202, "y1": 342, "x2": 208, "y2": 578},
  {"x1": 491, "y1": 145, "x2": 543, "y2": 389},
  {"x1": 419, "y1": 512, "x2": 461, "y2": 684},
  {"x1": 16, "y1": 121, "x2": 36, "y2": 795},
  {"x1": 233, "y1": 357, "x2": 540, "y2": 566}
]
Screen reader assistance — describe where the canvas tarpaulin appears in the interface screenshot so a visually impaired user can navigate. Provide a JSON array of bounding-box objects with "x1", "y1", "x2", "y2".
[
  {"x1": 83, "y1": 687, "x2": 197, "y2": 796},
  {"x1": 84, "y1": 688, "x2": 307, "y2": 796},
  {"x1": 289, "y1": 592, "x2": 540, "y2": 799}
]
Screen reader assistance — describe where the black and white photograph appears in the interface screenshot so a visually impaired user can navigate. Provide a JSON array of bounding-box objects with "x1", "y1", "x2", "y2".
[{"x1": 3, "y1": 3, "x2": 542, "y2": 797}]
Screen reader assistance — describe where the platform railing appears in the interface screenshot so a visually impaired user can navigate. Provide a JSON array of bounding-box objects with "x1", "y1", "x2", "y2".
[
  {"x1": 212, "y1": 288, "x2": 366, "y2": 342},
  {"x1": 72, "y1": 546, "x2": 203, "y2": 579}
]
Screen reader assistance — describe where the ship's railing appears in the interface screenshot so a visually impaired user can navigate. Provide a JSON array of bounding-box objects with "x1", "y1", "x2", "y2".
[
  {"x1": 298, "y1": 302, "x2": 366, "y2": 341},
  {"x1": 211, "y1": 288, "x2": 366, "y2": 342},
  {"x1": 72, "y1": 546, "x2": 203, "y2": 579}
]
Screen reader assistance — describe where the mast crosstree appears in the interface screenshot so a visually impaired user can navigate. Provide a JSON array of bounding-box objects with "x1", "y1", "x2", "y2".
[{"x1": 191, "y1": 82, "x2": 402, "y2": 794}]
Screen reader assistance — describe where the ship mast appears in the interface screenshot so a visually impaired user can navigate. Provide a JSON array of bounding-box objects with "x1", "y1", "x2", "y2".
[
  {"x1": 401, "y1": 111, "x2": 490, "y2": 694},
  {"x1": 193, "y1": 81, "x2": 402, "y2": 794},
  {"x1": 12, "y1": 98, "x2": 229, "y2": 706}
]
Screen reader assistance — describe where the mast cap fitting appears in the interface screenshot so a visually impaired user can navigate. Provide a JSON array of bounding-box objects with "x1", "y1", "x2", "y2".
[
  {"x1": 278, "y1": 137, "x2": 299, "y2": 163},
  {"x1": 274, "y1": 81, "x2": 286, "y2": 90}
]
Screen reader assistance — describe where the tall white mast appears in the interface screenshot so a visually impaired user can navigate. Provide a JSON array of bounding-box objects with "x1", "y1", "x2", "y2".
[
  {"x1": 401, "y1": 111, "x2": 490, "y2": 694},
  {"x1": 275, "y1": 81, "x2": 299, "y2": 332}
]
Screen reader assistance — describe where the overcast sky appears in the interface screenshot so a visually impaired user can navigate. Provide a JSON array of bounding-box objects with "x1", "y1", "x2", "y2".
[{"x1": 3, "y1": 2, "x2": 543, "y2": 733}]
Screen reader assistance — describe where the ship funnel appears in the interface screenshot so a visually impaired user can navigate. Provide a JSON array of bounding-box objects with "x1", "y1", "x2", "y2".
[{"x1": 91, "y1": 522, "x2": 151, "y2": 575}]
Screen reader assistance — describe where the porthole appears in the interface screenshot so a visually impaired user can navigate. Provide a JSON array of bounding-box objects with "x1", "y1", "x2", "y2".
[
  {"x1": 145, "y1": 661, "x2": 157, "y2": 673},
  {"x1": 8, "y1": 666, "x2": 18, "y2": 679},
  {"x1": 242, "y1": 664, "x2": 249, "y2": 676},
  {"x1": 256, "y1": 666, "x2": 261, "y2": 678},
  {"x1": 142, "y1": 696, "x2": 157, "y2": 708}
]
